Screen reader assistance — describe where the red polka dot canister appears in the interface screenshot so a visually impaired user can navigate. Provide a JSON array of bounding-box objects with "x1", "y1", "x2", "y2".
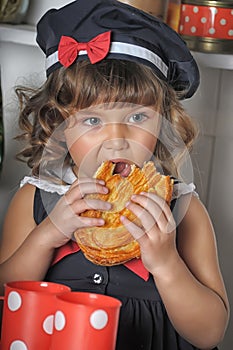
[
  {"x1": 50, "y1": 292, "x2": 122, "y2": 350},
  {"x1": 179, "y1": 0, "x2": 233, "y2": 53},
  {"x1": 0, "y1": 281, "x2": 71, "y2": 350}
]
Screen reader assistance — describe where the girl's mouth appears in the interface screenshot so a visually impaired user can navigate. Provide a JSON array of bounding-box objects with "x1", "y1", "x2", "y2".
[{"x1": 112, "y1": 161, "x2": 132, "y2": 178}]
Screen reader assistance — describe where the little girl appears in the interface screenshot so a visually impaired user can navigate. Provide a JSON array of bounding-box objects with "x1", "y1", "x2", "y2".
[{"x1": 0, "y1": 1, "x2": 229, "y2": 349}]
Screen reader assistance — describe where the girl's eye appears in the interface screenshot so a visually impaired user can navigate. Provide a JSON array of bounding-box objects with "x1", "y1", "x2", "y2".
[
  {"x1": 83, "y1": 117, "x2": 101, "y2": 126},
  {"x1": 129, "y1": 113, "x2": 148, "y2": 123}
]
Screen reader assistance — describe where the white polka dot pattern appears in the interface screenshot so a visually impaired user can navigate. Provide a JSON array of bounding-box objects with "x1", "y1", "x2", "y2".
[
  {"x1": 3, "y1": 289, "x2": 119, "y2": 350},
  {"x1": 209, "y1": 28, "x2": 216, "y2": 35},
  {"x1": 220, "y1": 19, "x2": 226, "y2": 25},
  {"x1": 8, "y1": 292, "x2": 22, "y2": 312},
  {"x1": 55, "y1": 310, "x2": 66, "y2": 331},
  {"x1": 43, "y1": 315, "x2": 54, "y2": 335},
  {"x1": 10, "y1": 340, "x2": 28, "y2": 350},
  {"x1": 5, "y1": 290, "x2": 57, "y2": 349},
  {"x1": 179, "y1": 4, "x2": 233, "y2": 39},
  {"x1": 90, "y1": 310, "x2": 108, "y2": 330}
]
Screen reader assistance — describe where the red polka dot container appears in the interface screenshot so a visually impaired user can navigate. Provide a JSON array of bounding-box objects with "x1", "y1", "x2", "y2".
[
  {"x1": 179, "y1": 0, "x2": 233, "y2": 53},
  {"x1": 0, "y1": 281, "x2": 71, "y2": 350},
  {"x1": 50, "y1": 292, "x2": 122, "y2": 350}
]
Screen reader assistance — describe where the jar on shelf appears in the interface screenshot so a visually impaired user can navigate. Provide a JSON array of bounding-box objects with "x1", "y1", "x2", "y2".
[
  {"x1": 0, "y1": 0, "x2": 29, "y2": 24},
  {"x1": 118, "y1": 0, "x2": 169, "y2": 21},
  {"x1": 179, "y1": 0, "x2": 233, "y2": 54},
  {"x1": 166, "y1": 0, "x2": 181, "y2": 32}
]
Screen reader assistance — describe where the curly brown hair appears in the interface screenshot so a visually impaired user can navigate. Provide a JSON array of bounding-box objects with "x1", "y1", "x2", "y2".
[{"x1": 15, "y1": 59, "x2": 198, "y2": 180}]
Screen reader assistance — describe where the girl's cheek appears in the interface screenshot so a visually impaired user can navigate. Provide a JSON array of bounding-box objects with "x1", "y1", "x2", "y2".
[{"x1": 69, "y1": 141, "x2": 100, "y2": 177}]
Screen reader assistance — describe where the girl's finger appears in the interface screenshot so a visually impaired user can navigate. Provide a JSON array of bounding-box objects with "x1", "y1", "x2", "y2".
[
  {"x1": 50, "y1": 211, "x2": 106, "y2": 237},
  {"x1": 128, "y1": 194, "x2": 168, "y2": 234},
  {"x1": 139, "y1": 192, "x2": 172, "y2": 221},
  {"x1": 120, "y1": 215, "x2": 146, "y2": 241},
  {"x1": 65, "y1": 181, "x2": 108, "y2": 203},
  {"x1": 71, "y1": 198, "x2": 112, "y2": 214},
  {"x1": 73, "y1": 215, "x2": 105, "y2": 228},
  {"x1": 125, "y1": 200, "x2": 156, "y2": 234},
  {"x1": 165, "y1": 214, "x2": 176, "y2": 234}
]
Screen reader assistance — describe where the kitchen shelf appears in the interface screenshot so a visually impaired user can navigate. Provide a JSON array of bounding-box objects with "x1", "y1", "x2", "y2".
[
  {"x1": 0, "y1": 23, "x2": 36, "y2": 46},
  {"x1": 0, "y1": 23, "x2": 233, "y2": 69}
]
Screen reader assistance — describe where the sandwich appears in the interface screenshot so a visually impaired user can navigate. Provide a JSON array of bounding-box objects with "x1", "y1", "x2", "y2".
[{"x1": 74, "y1": 160, "x2": 173, "y2": 266}]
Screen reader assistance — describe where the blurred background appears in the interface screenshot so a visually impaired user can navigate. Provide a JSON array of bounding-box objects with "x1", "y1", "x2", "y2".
[{"x1": 0, "y1": 1, "x2": 232, "y2": 348}]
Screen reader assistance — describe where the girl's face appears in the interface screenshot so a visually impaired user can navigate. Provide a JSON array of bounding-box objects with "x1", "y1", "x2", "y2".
[{"x1": 65, "y1": 103, "x2": 161, "y2": 177}]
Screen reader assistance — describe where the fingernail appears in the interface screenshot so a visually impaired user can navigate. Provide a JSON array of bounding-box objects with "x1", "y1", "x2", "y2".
[
  {"x1": 98, "y1": 179, "x2": 105, "y2": 185},
  {"x1": 97, "y1": 219, "x2": 105, "y2": 226},
  {"x1": 102, "y1": 186, "x2": 109, "y2": 193},
  {"x1": 104, "y1": 202, "x2": 112, "y2": 210}
]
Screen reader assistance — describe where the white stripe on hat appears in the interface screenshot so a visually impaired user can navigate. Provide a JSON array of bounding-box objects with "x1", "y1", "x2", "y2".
[{"x1": 45, "y1": 41, "x2": 168, "y2": 77}]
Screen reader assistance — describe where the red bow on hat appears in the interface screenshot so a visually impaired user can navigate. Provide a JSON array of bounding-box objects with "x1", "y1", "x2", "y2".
[{"x1": 58, "y1": 31, "x2": 111, "y2": 67}]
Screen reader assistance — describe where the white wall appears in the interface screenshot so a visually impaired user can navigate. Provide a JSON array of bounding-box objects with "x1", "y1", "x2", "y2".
[
  {"x1": 0, "y1": 1, "x2": 232, "y2": 348},
  {"x1": 183, "y1": 66, "x2": 233, "y2": 350},
  {"x1": 0, "y1": 42, "x2": 45, "y2": 228}
]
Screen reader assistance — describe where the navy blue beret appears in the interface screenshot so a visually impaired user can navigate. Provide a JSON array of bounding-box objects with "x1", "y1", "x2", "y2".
[{"x1": 36, "y1": 0, "x2": 200, "y2": 99}]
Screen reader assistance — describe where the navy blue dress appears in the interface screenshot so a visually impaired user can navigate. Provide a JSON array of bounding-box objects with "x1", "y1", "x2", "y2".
[{"x1": 34, "y1": 187, "x2": 217, "y2": 350}]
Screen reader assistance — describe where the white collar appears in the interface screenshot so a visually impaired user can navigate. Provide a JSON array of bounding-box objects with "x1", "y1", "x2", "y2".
[{"x1": 20, "y1": 166, "x2": 77, "y2": 195}]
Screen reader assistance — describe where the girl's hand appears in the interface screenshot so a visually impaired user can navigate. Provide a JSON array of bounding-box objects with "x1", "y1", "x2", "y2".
[
  {"x1": 120, "y1": 192, "x2": 177, "y2": 275},
  {"x1": 43, "y1": 178, "x2": 111, "y2": 248}
]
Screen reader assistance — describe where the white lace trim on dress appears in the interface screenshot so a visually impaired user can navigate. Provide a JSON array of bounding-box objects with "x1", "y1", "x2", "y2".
[
  {"x1": 20, "y1": 176, "x2": 71, "y2": 195},
  {"x1": 172, "y1": 181, "x2": 198, "y2": 200}
]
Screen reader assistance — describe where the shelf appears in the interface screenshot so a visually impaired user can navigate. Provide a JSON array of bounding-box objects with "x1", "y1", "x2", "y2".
[
  {"x1": 0, "y1": 24, "x2": 233, "y2": 69},
  {"x1": 192, "y1": 51, "x2": 233, "y2": 70},
  {"x1": 0, "y1": 23, "x2": 36, "y2": 46}
]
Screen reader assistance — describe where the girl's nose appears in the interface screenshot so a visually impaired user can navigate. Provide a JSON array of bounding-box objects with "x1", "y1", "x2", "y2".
[{"x1": 103, "y1": 123, "x2": 129, "y2": 150}]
